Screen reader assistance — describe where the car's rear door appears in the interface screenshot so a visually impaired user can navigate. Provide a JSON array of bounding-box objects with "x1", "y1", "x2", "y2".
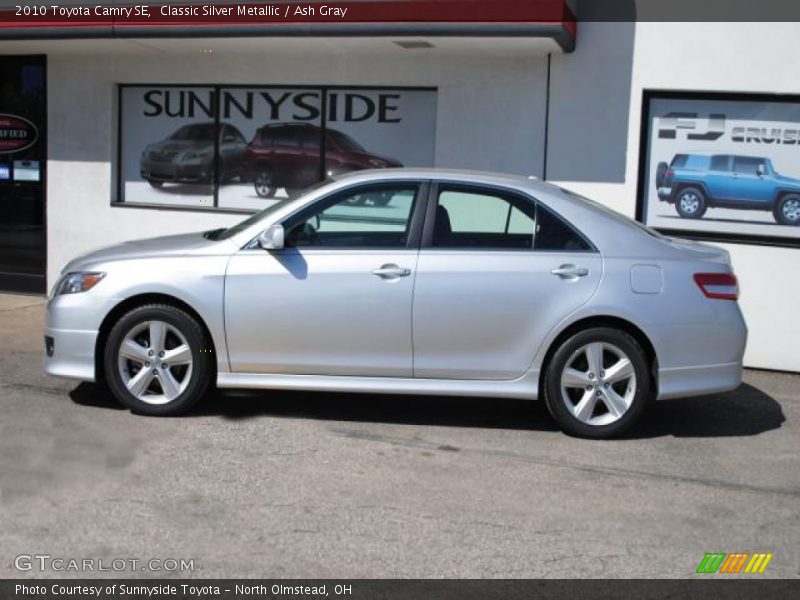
[
  {"x1": 225, "y1": 181, "x2": 426, "y2": 376},
  {"x1": 412, "y1": 183, "x2": 602, "y2": 380}
]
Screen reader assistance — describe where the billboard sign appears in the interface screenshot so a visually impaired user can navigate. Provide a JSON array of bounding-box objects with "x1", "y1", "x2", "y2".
[{"x1": 639, "y1": 91, "x2": 800, "y2": 246}]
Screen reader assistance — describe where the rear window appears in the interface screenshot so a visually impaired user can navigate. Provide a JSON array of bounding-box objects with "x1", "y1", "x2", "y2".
[{"x1": 670, "y1": 154, "x2": 688, "y2": 168}]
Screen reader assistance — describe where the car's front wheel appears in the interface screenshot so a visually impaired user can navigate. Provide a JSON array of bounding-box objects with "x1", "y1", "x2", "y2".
[
  {"x1": 542, "y1": 327, "x2": 651, "y2": 439},
  {"x1": 147, "y1": 180, "x2": 164, "y2": 189},
  {"x1": 254, "y1": 167, "x2": 278, "y2": 198},
  {"x1": 675, "y1": 187, "x2": 707, "y2": 219},
  {"x1": 773, "y1": 194, "x2": 800, "y2": 226},
  {"x1": 104, "y1": 304, "x2": 213, "y2": 416}
]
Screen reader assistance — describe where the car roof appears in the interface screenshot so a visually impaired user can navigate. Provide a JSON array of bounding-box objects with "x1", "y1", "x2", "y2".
[{"x1": 333, "y1": 167, "x2": 544, "y2": 189}]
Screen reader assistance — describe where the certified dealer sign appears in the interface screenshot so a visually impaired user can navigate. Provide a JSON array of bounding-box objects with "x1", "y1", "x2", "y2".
[{"x1": 0, "y1": 114, "x2": 38, "y2": 153}]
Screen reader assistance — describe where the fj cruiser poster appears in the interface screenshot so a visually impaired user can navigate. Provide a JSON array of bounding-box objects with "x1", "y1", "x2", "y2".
[
  {"x1": 641, "y1": 92, "x2": 800, "y2": 242},
  {"x1": 119, "y1": 85, "x2": 437, "y2": 211}
]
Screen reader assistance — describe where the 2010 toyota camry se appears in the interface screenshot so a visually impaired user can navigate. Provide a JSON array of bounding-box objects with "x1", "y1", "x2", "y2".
[{"x1": 44, "y1": 169, "x2": 747, "y2": 438}]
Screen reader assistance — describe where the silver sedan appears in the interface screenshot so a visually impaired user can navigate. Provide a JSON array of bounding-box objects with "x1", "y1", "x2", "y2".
[{"x1": 44, "y1": 169, "x2": 747, "y2": 438}]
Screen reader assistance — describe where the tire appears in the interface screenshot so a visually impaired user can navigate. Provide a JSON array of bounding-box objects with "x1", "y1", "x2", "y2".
[
  {"x1": 773, "y1": 194, "x2": 800, "y2": 226},
  {"x1": 675, "y1": 186, "x2": 707, "y2": 219},
  {"x1": 655, "y1": 161, "x2": 668, "y2": 188},
  {"x1": 253, "y1": 167, "x2": 277, "y2": 198},
  {"x1": 104, "y1": 304, "x2": 214, "y2": 416},
  {"x1": 542, "y1": 327, "x2": 651, "y2": 439},
  {"x1": 148, "y1": 180, "x2": 164, "y2": 189}
]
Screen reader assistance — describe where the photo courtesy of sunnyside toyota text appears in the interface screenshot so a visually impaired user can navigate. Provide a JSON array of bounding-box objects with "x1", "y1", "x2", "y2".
[{"x1": 0, "y1": 0, "x2": 798, "y2": 597}]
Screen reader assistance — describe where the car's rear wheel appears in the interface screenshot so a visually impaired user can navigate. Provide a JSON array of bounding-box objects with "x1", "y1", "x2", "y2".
[
  {"x1": 148, "y1": 180, "x2": 164, "y2": 189},
  {"x1": 773, "y1": 194, "x2": 800, "y2": 226},
  {"x1": 254, "y1": 167, "x2": 277, "y2": 198},
  {"x1": 543, "y1": 327, "x2": 651, "y2": 439},
  {"x1": 104, "y1": 304, "x2": 213, "y2": 416},
  {"x1": 675, "y1": 187, "x2": 707, "y2": 219}
]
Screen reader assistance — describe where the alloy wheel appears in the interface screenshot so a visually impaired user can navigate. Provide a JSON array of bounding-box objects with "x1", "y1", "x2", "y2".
[
  {"x1": 679, "y1": 192, "x2": 700, "y2": 215},
  {"x1": 117, "y1": 320, "x2": 193, "y2": 405},
  {"x1": 782, "y1": 198, "x2": 800, "y2": 222},
  {"x1": 559, "y1": 342, "x2": 637, "y2": 426}
]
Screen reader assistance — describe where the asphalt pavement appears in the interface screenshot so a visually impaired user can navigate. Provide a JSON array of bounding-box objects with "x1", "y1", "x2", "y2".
[{"x1": 0, "y1": 293, "x2": 797, "y2": 578}]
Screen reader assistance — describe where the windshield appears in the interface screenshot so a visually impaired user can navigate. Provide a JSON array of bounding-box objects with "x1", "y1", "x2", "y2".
[
  {"x1": 169, "y1": 124, "x2": 215, "y2": 142},
  {"x1": 328, "y1": 130, "x2": 365, "y2": 152},
  {"x1": 216, "y1": 179, "x2": 333, "y2": 240}
]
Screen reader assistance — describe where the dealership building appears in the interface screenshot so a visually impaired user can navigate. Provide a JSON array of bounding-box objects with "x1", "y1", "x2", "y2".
[{"x1": 0, "y1": 0, "x2": 798, "y2": 372}]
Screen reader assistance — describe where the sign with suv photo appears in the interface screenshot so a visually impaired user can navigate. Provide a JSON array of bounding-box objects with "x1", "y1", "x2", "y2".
[
  {"x1": 119, "y1": 85, "x2": 436, "y2": 211},
  {"x1": 639, "y1": 91, "x2": 800, "y2": 245}
]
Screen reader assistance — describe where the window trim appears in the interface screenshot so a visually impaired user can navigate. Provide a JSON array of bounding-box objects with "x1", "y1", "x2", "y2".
[
  {"x1": 420, "y1": 181, "x2": 596, "y2": 253},
  {"x1": 262, "y1": 180, "x2": 430, "y2": 251}
]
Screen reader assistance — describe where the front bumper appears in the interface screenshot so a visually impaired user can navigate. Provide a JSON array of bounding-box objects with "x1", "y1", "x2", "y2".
[
  {"x1": 43, "y1": 327, "x2": 98, "y2": 381},
  {"x1": 140, "y1": 160, "x2": 211, "y2": 184}
]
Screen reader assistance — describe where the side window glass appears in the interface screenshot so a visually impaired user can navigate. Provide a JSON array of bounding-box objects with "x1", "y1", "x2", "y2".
[
  {"x1": 534, "y1": 204, "x2": 592, "y2": 252},
  {"x1": 433, "y1": 188, "x2": 536, "y2": 249},
  {"x1": 733, "y1": 156, "x2": 762, "y2": 175},
  {"x1": 710, "y1": 155, "x2": 729, "y2": 171},
  {"x1": 285, "y1": 185, "x2": 418, "y2": 248}
]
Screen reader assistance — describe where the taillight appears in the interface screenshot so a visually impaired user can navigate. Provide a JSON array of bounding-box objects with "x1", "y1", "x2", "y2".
[
  {"x1": 665, "y1": 169, "x2": 674, "y2": 178},
  {"x1": 694, "y1": 273, "x2": 739, "y2": 300}
]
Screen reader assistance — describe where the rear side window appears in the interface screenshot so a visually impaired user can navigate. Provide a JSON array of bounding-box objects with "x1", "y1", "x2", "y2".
[
  {"x1": 710, "y1": 155, "x2": 730, "y2": 171},
  {"x1": 430, "y1": 186, "x2": 591, "y2": 252},
  {"x1": 534, "y1": 204, "x2": 592, "y2": 252},
  {"x1": 272, "y1": 128, "x2": 301, "y2": 147},
  {"x1": 433, "y1": 188, "x2": 536, "y2": 249}
]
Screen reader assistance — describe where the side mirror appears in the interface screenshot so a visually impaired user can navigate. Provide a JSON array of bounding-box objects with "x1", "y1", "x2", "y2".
[
  {"x1": 757, "y1": 164, "x2": 767, "y2": 177},
  {"x1": 258, "y1": 224, "x2": 284, "y2": 250}
]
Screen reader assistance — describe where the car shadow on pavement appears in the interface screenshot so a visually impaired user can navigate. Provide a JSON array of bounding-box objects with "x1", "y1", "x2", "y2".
[{"x1": 68, "y1": 381, "x2": 784, "y2": 438}]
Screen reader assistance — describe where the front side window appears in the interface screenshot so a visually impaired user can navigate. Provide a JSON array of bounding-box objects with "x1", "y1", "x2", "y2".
[
  {"x1": 733, "y1": 156, "x2": 765, "y2": 175},
  {"x1": 284, "y1": 184, "x2": 418, "y2": 248}
]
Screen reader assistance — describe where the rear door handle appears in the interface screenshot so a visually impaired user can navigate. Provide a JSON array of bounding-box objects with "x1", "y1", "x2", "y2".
[
  {"x1": 372, "y1": 264, "x2": 411, "y2": 279},
  {"x1": 551, "y1": 264, "x2": 589, "y2": 279}
]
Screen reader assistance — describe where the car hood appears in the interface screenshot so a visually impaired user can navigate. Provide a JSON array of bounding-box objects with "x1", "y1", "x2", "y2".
[
  {"x1": 63, "y1": 231, "x2": 231, "y2": 272},
  {"x1": 773, "y1": 174, "x2": 800, "y2": 186}
]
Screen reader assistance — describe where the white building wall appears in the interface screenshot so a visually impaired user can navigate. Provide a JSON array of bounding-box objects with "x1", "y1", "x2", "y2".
[
  {"x1": 549, "y1": 22, "x2": 800, "y2": 372},
  {"x1": 46, "y1": 45, "x2": 548, "y2": 283},
  {"x1": 40, "y1": 22, "x2": 800, "y2": 372}
]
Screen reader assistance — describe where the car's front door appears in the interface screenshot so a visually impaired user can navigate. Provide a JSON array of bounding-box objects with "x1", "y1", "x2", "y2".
[
  {"x1": 729, "y1": 156, "x2": 773, "y2": 203},
  {"x1": 412, "y1": 184, "x2": 602, "y2": 380},
  {"x1": 225, "y1": 182, "x2": 425, "y2": 376}
]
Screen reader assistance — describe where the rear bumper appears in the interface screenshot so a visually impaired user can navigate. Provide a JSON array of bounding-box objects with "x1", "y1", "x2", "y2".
[
  {"x1": 43, "y1": 327, "x2": 97, "y2": 381},
  {"x1": 657, "y1": 187, "x2": 674, "y2": 201},
  {"x1": 656, "y1": 361, "x2": 743, "y2": 400}
]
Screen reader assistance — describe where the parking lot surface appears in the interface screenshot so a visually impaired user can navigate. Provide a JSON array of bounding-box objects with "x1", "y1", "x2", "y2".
[{"x1": 0, "y1": 294, "x2": 798, "y2": 578}]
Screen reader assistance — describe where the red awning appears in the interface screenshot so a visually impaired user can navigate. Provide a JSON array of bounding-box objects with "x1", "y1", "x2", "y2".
[{"x1": 0, "y1": 1, "x2": 577, "y2": 51}]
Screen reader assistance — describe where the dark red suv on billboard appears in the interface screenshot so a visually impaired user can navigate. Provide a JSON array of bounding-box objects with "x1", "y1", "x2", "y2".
[{"x1": 246, "y1": 123, "x2": 403, "y2": 198}]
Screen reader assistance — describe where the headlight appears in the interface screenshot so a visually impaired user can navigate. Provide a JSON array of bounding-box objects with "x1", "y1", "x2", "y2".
[{"x1": 55, "y1": 272, "x2": 106, "y2": 296}]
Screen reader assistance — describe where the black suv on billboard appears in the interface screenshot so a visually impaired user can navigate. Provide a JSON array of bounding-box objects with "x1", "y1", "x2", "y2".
[
  {"x1": 245, "y1": 123, "x2": 403, "y2": 198},
  {"x1": 140, "y1": 122, "x2": 247, "y2": 188}
]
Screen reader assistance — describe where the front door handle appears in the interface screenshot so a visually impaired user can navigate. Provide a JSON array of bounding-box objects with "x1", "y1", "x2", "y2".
[
  {"x1": 372, "y1": 264, "x2": 411, "y2": 279},
  {"x1": 551, "y1": 264, "x2": 589, "y2": 279}
]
